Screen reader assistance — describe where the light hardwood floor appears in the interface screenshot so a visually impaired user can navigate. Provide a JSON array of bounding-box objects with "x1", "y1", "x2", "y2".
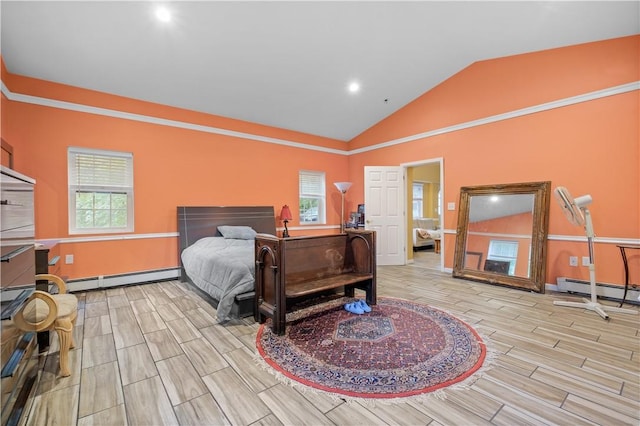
[
  {"x1": 24, "y1": 261, "x2": 639, "y2": 425},
  {"x1": 412, "y1": 250, "x2": 441, "y2": 270}
]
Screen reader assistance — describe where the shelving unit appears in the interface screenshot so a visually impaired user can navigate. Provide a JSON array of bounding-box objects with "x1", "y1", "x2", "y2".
[{"x1": 1, "y1": 166, "x2": 39, "y2": 426}]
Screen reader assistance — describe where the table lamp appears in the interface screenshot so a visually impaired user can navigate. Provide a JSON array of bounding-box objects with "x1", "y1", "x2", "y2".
[{"x1": 280, "y1": 205, "x2": 292, "y2": 238}]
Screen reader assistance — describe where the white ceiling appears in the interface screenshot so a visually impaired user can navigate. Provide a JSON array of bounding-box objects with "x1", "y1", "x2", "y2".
[
  {"x1": 1, "y1": 1, "x2": 638, "y2": 141},
  {"x1": 469, "y1": 193, "x2": 534, "y2": 223}
]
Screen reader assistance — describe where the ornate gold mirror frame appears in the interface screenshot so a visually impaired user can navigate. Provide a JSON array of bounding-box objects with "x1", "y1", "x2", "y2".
[{"x1": 452, "y1": 181, "x2": 551, "y2": 293}]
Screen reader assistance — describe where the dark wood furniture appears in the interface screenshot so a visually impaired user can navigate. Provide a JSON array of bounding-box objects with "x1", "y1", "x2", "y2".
[
  {"x1": 35, "y1": 242, "x2": 61, "y2": 278},
  {"x1": 35, "y1": 242, "x2": 61, "y2": 351},
  {"x1": 177, "y1": 206, "x2": 276, "y2": 318},
  {"x1": 617, "y1": 244, "x2": 640, "y2": 307},
  {"x1": 484, "y1": 259, "x2": 510, "y2": 274},
  {"x1": 255, "y1": 230, "x2": 377, "y2": 335}
]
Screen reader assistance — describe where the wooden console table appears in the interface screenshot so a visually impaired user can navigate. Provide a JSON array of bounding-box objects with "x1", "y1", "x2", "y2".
[
  {"x1": 617, "y1": 244, "x2": 640, "y2": 307},
  {"x1": 35, "y1": 241, "x2": 61, "y2": 351}
]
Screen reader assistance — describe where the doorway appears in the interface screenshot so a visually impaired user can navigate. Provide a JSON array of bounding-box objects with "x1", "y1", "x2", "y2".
[{"x1": 404, "y1": 158, "x2": 443, "y2": 271}]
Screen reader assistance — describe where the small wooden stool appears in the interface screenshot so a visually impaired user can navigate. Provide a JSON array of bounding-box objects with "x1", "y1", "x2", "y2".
[
  {"x1": 12, "y1": 274, "x2": 78, "y2": 377},
  {"x1": 434, "y1": 237, "x2": 441, "y2": 254}
]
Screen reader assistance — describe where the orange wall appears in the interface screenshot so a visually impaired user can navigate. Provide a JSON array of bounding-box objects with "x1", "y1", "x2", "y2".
[
  {"x1": 1, "y1": 68, "x2": 350, "y2": 279},
  {"x1": 348, "y1": 35, "x2": 639, "y2": 287},
  {"x1": 2, "y1": 35, "x2": 639, "y2": 288}
]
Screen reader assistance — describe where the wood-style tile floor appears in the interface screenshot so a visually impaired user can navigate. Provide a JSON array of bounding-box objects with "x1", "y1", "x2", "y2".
[{"x1": 25, "y1": 262, "x2": 639, "y2": 425}]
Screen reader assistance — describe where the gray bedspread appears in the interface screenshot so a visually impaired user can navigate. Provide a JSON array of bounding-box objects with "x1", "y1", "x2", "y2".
[{"x1": 180, "y1": 237, "x2": 254, "y2": 322}]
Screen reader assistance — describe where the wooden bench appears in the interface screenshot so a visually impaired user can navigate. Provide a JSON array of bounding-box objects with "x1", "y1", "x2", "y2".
[{"x1": 254, "y1": 230, "x2": 376, "y2": 335}]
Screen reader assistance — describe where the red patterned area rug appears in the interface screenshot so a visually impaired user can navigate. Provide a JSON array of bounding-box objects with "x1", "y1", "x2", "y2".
[{"x1": 256, "y1": 297, "x2": 490, "y2": 401}]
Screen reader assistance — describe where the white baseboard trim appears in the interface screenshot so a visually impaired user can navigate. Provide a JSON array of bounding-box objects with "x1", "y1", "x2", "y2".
[
  {"x1": 67, "y1": 268, "x2": 180, "y2": 292},
  {"x1": 1, "y1": 268, "x2": 180, "y2": 302},
  {"x1": 553, "y1": 277, "x2": 639, "y2": 304},
  {"x1": 545, "y1": 283, "x2": 560, "y2": 292}
]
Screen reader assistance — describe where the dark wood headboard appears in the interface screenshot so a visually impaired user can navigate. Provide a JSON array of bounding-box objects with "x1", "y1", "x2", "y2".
[{"x1": 177, "y1": 206, "x2": 276, "y2": 279}]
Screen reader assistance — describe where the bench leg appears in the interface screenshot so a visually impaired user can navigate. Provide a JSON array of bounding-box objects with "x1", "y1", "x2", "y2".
[
  {"x1": 272, "y1": 317, "x2": 285, "y2": 336},
  {"x1": 365, "y1": 280, "x2": 377, "y2": 306}
]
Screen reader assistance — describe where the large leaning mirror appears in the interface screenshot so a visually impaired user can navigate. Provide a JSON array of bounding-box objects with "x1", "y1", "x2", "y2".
[{"x1": 453, "y1": 181, "x2": 551, "y2": 293}]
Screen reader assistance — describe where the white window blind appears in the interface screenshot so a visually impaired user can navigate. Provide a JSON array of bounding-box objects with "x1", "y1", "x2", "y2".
[
  {"x1": 488, "y1": 240, "x2": 518, "y2": 275},
  {"x1": 299, "y1": 171, "x2": 325, "y2": 224},
  {"x1": 68, "y1": 147, "x2": 134, "y2": 234},
  {"x1": 69, "y1": 151, "x2": 133, "y2": 189},
  {"x1": 412, "y1": 183, "x2": 424, "y2": 218}
]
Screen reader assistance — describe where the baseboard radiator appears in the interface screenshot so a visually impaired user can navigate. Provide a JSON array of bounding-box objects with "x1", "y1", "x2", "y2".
[
  {"x1": 67, "y1": 267, "x2": 181, "y2": 292},
  {"x1": 556, "y1": 277, "x2": 640, "y2": 305}
]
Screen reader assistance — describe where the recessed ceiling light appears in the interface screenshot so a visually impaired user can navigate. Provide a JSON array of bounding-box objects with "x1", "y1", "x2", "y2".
[
  {"x1": 155, "y1": 6, "x2": 171, "y2": 23},
  {"x1": 348, "y1": 82, "x2": 360, "y2": 93}
]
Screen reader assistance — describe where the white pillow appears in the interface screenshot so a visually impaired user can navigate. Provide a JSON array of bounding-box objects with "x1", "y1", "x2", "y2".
[{"x1": 217, "y1": 225, "x2": 257, "y2": 240}]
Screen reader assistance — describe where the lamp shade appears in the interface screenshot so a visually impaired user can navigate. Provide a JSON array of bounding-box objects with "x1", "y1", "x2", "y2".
[
  {"x1": 334, "y1": 182, "x2": 352, "y2": 193},
  {"x1": 280, "y1": 205, "x2": 293, "y2": 221}
]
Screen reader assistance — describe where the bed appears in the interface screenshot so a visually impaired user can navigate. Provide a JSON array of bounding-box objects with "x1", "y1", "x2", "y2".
[
  {"x1": 177, "y1": 206, "x2": 276, "y2": 322},
  {"x1": 412, "y1": 218, "x2": 442, "y2": 252}
]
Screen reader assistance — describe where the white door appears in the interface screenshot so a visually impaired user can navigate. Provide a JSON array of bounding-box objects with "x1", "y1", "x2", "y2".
[{"x1": 364, "y1": 166, "x2": 405, "y2": 265}]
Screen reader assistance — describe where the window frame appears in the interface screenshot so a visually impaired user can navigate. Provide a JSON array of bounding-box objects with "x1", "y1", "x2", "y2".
[
  {"x1": 299, "y1": 170, "x2": 326, "y2": 225},
  {"x1": 487, "y1": 239, "x2": 519, "y2": 275},
  {"x1": 412, "y1": 182, "x2": 424, "y2": 218},
  {"x1": 68, "y1": 147, "x2": 134, "y2": 235}
]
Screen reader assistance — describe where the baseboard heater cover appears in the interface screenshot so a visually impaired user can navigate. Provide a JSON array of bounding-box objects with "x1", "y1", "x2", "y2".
[
  {"x1": 67, "y1": 268, "x2": 180, "y2": 292},
  {"x1": 556, "y1": 277, "x2": 640, "y2": 305}
]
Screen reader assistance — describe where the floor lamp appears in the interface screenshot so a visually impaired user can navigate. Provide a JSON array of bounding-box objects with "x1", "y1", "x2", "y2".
[{"x1": 334, "y1": 182, "x2": 352, "y2": 233}]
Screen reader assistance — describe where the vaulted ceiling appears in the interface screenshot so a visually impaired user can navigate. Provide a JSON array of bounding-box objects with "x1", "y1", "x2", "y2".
[{"x1": 2, "y1": 1, "x2": 638, "y2": 141}]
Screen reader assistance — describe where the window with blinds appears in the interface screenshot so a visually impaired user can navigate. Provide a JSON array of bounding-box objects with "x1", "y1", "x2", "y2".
[
  {"x1": 487, "y1": 240, "x2": 518, "y2": 275},
  {"x1": 68, "y1": 147, "x2": 134, "y2": 234},
  {"x1": 412, "y1": 183, "x2": 424, "y2": 218},
  {"x1": 299, "y1": 170, "x2": 325, "y2": 225}
]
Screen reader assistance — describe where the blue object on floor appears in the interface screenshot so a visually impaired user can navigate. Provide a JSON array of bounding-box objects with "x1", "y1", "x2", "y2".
[
  {"x1": 357, "y1": 299, "x2": 372, "y2": 313},
  {"x1": 344, "y1": 302, "x2": 364, "y2": 315}
]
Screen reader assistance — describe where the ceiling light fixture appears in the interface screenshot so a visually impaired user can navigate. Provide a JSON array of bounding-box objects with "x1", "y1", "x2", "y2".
[
  {"x1": 155, "y1": 6, "x2": 171, "y2": 23},
  {"x1": 348, "y1": 82, "x2": 360, "y2": 93}
]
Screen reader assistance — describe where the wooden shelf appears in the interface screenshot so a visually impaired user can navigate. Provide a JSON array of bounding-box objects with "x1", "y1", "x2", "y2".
[{"x1": 0, "y1": 289, "x2": 34, "y2": 321}]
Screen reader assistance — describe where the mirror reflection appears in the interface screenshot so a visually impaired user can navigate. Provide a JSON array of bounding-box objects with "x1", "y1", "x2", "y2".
[
  {"x1": 466, "y1": 194, "x2": 534, "y2": 278},
  {"x1": 453, "y1": 181, "x2": 551, "y2": 293}
]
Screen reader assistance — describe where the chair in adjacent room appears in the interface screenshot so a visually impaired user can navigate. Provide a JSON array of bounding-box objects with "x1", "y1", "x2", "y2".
[{"x1": 12, "y1": 274, "x2": 78, "y2": 377}]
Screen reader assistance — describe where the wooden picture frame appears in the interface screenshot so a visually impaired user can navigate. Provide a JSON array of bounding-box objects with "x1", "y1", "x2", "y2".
[{"x1": 452, "y1": 181, "x2": 551, "y2": 293}]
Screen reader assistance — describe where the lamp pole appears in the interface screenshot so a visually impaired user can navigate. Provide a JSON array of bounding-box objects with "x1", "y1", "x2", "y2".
[
  {"x1": 340, "y1": 191, "x2": 345, "y2": 233},
  {"x1": 333, "y1": 182, "x2": 352, "y2": 234}
]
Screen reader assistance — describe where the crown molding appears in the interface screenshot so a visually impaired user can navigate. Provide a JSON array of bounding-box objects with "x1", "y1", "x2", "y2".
[
  {"x1": 349, "y1": 81, "x2": 640, "y2": 154},
  {"x1": 0, "y1": 81, "x2": 349, "y2": 156},
  {"x1": 3, "y1": 81, "x2": 637, "y2": 156}
]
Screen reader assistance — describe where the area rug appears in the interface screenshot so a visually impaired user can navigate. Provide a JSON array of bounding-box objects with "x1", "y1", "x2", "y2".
[{"x1": 256, "y1": 297, "x2": 488, "y2": 401}]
